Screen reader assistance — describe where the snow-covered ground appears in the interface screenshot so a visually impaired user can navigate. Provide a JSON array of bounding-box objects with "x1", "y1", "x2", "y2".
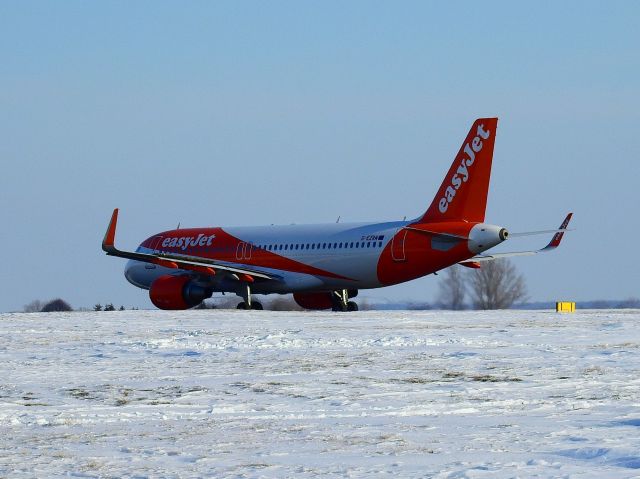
[{"x1": 1, "y1": 309, "x2": 639, "y2": 478}]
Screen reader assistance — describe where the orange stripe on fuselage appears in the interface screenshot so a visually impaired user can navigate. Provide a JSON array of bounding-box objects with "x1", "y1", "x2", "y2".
[{"x1": 141, "y1": 227, "x2": 355, "y2": 281}]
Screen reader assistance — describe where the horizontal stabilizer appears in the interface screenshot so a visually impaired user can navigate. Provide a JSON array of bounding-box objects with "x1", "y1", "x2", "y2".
[
  {"x1": 509, "y1": 228, "x2": 573, "y2": 238},
  {"x1": 541, "y1": 213, "x2": 573, "y2": 251},
  {"x1": 459, "y1": 213, "x2": 573, "y2": 266}
]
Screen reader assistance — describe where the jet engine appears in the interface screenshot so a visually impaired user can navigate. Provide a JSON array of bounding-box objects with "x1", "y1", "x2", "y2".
[
  {"x1": 293, "y1": 292, "x2": 333, "y2": 310},
  {"x1": 149, "y1": 275, "x2": 211, "y2": 310}
]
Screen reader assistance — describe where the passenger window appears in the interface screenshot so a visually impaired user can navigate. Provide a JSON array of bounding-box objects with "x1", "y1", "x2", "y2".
[
  {"x1": 323, "y1": 243, "x2": 326, "y2": 249},
  {"x1": 356, "y1": 242, "x2": 359, "y2": 248},
  {"x1": 367, "y1": 242, "x2": 371, "y2": 247},
  {"x1": 378, "y1": 241, "x2": 382, "y2": 247}
]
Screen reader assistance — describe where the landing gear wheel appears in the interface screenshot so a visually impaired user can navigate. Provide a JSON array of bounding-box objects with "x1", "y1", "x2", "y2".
[
  {"x1": 251, "y1": 302, "x2": 263, "y2": 310},
  {"x1": 331, "y1": 289, "x2": 352, "y2": 311},
  {"x1": 347, "y1": 301, "x2": 358, "y2": 312},
  {"x1": 237, "y1": 302, "x2": 250, "y2": 310}
]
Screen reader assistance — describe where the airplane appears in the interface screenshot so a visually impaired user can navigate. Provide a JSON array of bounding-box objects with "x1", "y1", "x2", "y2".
[{"x1": 102, "y1": 117, "x2": 572, "y2": 311}]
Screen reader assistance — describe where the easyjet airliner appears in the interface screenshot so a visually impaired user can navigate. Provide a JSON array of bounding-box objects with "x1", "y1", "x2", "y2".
[{"x1": 102, "y1": 118, "x2": 572, "y2": 311}]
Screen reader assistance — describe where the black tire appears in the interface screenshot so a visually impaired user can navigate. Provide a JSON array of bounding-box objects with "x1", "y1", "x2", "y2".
[
  {"x1": 237, "y1": 302, "x2": 248, "y2": 310},
  {"x1": 252, "y1": 302, "x2": 263, "y2": 310},
  {"x1": 347, "y1": 301, "x2": 358, "y2": 312}
]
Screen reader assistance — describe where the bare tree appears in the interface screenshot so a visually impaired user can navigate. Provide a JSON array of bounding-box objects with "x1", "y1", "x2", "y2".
[
  {"x1": 437, "y1": 265, "x2": 467, "y2": 310},
  {"x1": 23, "y1": 300, "x2": 44, "y2": 313},
  {"x1": 469, "y1": 259, "x2": 528, "y2": 309}
]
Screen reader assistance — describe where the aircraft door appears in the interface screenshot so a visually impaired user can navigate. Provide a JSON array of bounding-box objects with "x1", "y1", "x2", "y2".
[
  {"x1": 391, "y1": 229, "x2": 407, "y2": 262},
  {"x1": 235, "y1": 242, "x2": 253, "y2": 260}
]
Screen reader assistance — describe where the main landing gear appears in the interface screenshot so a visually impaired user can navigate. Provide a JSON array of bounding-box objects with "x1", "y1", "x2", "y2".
[
  {"x1": 235, "y1": 284, "x2": 358, "y2": 312},
  {"x1": 332, "y1": 289, "x2": 358, "y2": 312},
  {"x1": 236, "y1": 283, "x2": 263, "y2": 310}
]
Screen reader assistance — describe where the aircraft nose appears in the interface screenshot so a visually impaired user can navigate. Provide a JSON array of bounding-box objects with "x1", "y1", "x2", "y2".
[
  {"x1": 124, "y1": 259, "x2": 158, "y2": 289},
  {"x1": 124, "y1": 259, "x2": 137, "y2": 284}
]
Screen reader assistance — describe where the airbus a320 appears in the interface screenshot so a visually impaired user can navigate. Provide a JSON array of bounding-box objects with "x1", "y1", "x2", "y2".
[{"x1": 102, "y1": 118, "x2": 572, "y2": 311}]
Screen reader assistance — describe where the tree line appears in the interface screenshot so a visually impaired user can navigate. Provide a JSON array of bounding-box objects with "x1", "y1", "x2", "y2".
[
  {"x1": 437, "y1": 259, "x2": 528, "y2": 310},
  {"x1": 23, "y1": 299, "x2": 133, "y2": 313}
]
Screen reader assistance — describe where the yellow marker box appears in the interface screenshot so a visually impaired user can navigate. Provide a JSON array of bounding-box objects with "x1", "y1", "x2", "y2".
[{"x1": 556, "y1": 301, "x2": 576, "y2": 313}]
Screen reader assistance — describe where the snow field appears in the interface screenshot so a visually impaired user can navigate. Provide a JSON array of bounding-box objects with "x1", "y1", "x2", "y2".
[{"x1": 1, "y1": 309, "x2": 640, "y2": 478}]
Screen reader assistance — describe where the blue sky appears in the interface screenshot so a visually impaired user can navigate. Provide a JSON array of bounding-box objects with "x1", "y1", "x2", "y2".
[{"x1": 1, "y1": 1, "x2": 638, "y2": 311}]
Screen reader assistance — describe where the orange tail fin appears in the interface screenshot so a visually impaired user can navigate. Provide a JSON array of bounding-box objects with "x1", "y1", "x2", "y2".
[{"x1": 419, "y1": 118, "x2": 498, "y2": 223}]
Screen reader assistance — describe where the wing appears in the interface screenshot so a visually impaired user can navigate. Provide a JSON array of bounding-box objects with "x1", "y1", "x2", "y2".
[
  {"x1": 102, "y1": 209, "x2": 274, "y2": 281},
  {"x1": 459, "y1": 213, "x2": 573, "y2": 268}
]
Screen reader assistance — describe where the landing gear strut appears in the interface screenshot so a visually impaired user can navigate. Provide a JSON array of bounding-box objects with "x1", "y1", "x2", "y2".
[
  {"x1": 331, "y1": 289, "x2": 358, "y2": 312},
  {"x1": 236, "y1": 283, "x2": 263, "y2": 310}
]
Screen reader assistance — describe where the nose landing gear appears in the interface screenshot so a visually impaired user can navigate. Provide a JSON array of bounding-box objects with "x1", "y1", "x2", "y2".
[{"x1": 236, "y1": 283, "x2": 263, "y2": 310}]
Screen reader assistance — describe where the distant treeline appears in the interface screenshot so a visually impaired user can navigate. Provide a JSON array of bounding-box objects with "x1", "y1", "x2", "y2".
[
  {"x1": 23, "y1": 299, "x2": 136, "y2": 313},
  {"x1": 370, "y1": 298, "x2": 640, "y2": 311},
  {"x1": 23, "y1": 299, "x2": 73, "y2": 313},
  {"x1": 514, "y1": 298, "x2": 640, "y2": 310},
  {"x1": 21, "y1": 296, "x2": 640, "y2": 313}
]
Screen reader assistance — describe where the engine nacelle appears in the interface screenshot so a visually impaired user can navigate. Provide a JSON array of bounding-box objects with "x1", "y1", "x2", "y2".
[
  {"x1": 149, "y1": 275, "x2": 211, "y2": 310},
  {"x1": 293, "y1": 292, "x2": 333, "y2": 310}
]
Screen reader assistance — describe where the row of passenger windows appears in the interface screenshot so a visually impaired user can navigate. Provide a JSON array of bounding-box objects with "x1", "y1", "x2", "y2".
[{"x1": 255, "y1": 241, "x2": 383, "y2": 252}]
